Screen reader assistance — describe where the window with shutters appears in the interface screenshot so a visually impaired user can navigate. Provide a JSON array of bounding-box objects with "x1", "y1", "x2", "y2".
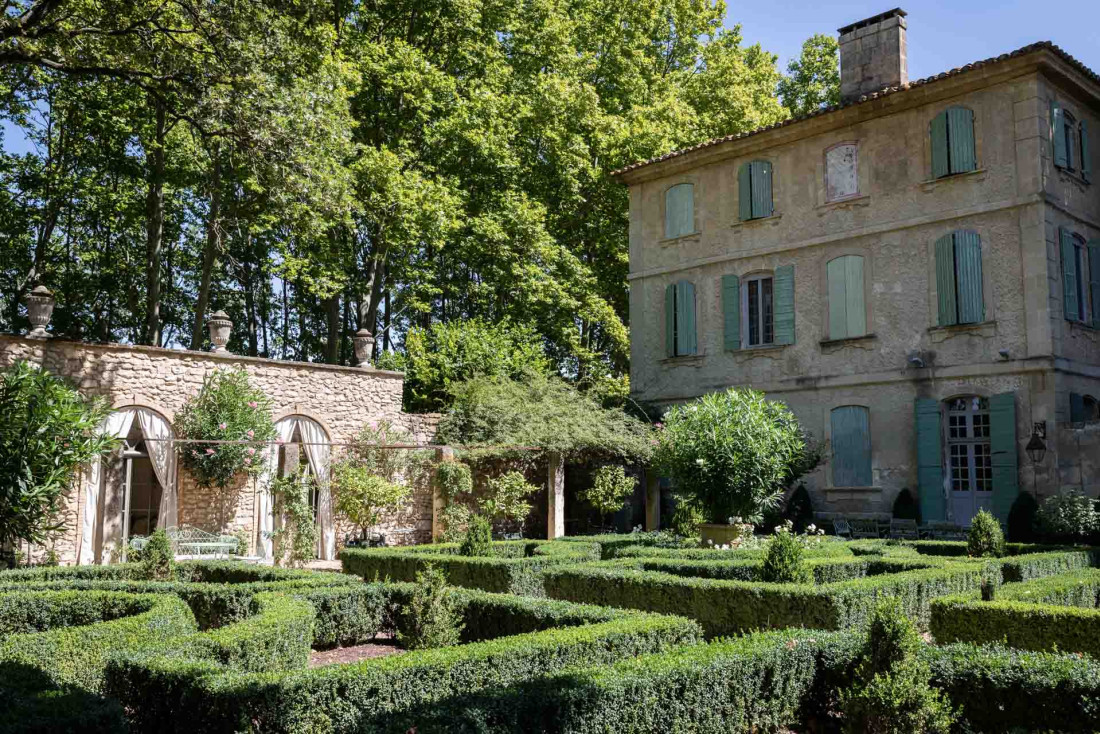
[
  {"x1": 945, "y1": 395, "x2": 993, "y2": 498},
  {"x1": 830, "y1": 406, "x2": 872, "y2": 487},
  {"x1": 934, "y1": 230, "x2": 984, "y2": 326},
  {"x1": 826, "y1": 255, "x2": 867, "y2": 339},
  {"x1": 738, "y1": 160, "x2": 774, "y2": 221},
  {"x1": 1052, "y1": 103, "x2": 1091, "y2": 183},
  {"x1": 1069, "y1": 393, "x2": 1100, "y2": 424},
  {"x1": 930, "y1": 107, "x2": 977, "y2": 179},
  {"x1": 825, "y1": 143, "x2": 859, "y2": 202},
  {"x1": 1061, "y1": 229, "x2": 1096, "y2": 326},
  {"x1": 663, "y1": 183, "x2": 695, "y2": 239},
  {"x1": 742, "y1": 274, "x2": 774, "y2": 347},
  {"x1": 664, "y1": 280, "x2": 697, "y2": 357}
]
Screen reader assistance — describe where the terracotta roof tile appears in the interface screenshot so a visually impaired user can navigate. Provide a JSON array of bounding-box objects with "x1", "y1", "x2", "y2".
[{"x1": 611, "y1": 42, "x2": 1099, "y2": 178}]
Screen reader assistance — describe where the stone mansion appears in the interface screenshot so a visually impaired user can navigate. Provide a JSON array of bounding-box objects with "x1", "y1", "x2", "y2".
[{"x1": 618, "y1": 9, "x2": 1100, "y2": 525}]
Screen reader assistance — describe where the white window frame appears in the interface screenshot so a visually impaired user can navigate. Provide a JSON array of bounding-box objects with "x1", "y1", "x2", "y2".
[{"x1": 741, "y1": 273, "x2": 774, "y2": 347}]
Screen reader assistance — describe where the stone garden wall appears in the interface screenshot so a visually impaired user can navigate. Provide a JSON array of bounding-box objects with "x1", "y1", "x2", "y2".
[{"x1": 0, "y1": 334, "x2": 439, "y2": 564}]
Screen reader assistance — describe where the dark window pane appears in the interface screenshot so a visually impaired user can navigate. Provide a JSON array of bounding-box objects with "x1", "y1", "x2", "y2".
[
  {"x1": 762, "y1": 277, "x2": 774, "y2": 344},
  {"x1": 748, "y1": 279, "x2": 760, "y2": 346}
]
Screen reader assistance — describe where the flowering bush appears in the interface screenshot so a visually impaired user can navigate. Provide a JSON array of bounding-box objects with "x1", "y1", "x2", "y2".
[
  {"x1": 175, "y1": 369, "x2": 276, "y2": 490},
  {"x1": 653, "y1": 388, "x2": 818, "y2": 524},
  {"x1": 1037, "y1": 491, "x2": 1098, "y2": 541}
]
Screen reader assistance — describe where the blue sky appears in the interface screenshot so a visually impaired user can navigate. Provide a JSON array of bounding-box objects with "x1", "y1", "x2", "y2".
[{"x1": 729, "y1": 0, "x2": 1100, "y2": 80}]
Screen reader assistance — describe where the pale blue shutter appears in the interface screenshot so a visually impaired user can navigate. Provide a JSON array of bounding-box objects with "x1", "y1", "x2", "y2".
[
  {"x1": 946, "y1": 107, "x2": 977, "y2": 174},
  {"x1": 831, "y1": 406, "x2": 872, "y2": 487},
  {"x1": 915, "y1": 398, "x2": 946, "y2": 522},
  {"x1": 935, "y1": 233, "x2": 958, "y2": 326},
  {"x1": 1082, "y1": 120, "x2": 1091, "y2": 182},
  {"x1": 827, "y1": 256, "x2": 866, "y2": 339},
  {"x1": 954, "y1": 231, "x2": 984, "y2": 324},
  {"x1": 749, "y1": 161, "x2": 773, "y2": 219},
  {"x1": 1052, "y1": 102, "x2": 1068, "y2": 168},
  {"x1": 738, "y1": 164, "x2": 752, "y2": 221},
  {"x1": 1062, "y1": 228, "x2": 1080, "y2": 322},
  {"x1": 722, "y1": 274, "x2": 740, "y2": 351},
  {"x1": 664, "y1": 184, "x2": 694, "y2": 239},
  {"x1": 665, "y1": 283, "x2": 676, "y2": 357},
  {"x1": 676, "y1": 280, "x2": 696, "y2": 356},
  {"x1": 931, "y1": 111, "x2": 949, "y2": 179},
  {"x1": 989, "y1": 392, "x2": 1018, "y2": 522},
  {"x1": 1089, "y1": 242, "x2": 1100, "y2": 328},
  {"x1": 773, "y1": 265, "x2": 795, "y2": 345}
]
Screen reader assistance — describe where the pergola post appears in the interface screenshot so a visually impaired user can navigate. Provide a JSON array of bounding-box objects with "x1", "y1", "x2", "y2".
[
  {"x1": 645, "y1": 469, "x2": 661, "y2": 531},
  {"x1": 547, "y1": 451, "x2": 565, "y2": 539},
  {"x1": 432, "y1": 447, "x2": 453, "y2": 542}
]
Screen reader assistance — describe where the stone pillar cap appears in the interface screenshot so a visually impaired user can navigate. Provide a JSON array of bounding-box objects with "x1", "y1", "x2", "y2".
[
  {"x1": 30, "y1": 285, "x2": 52, "y2": 296},
  {"x1": 209, "y1": 310, "x2": 231, "y2": 320}
]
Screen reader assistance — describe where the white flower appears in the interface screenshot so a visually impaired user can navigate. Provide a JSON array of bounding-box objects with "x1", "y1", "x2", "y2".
[
  {"x1": 695, "y1": 458, "x2": 705, "y2": 466},
  {"x1": 807, "y1": 524, "x2": 817, "y2": 533},
  {"x1": 706, "y1": 538, "x2": 714, "y2": 546}
]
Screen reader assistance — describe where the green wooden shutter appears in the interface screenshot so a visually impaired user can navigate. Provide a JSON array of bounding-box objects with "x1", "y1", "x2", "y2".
[
  {"x1": 1070, "y1": 392, "x2": 1086, "y2": 423},
  {"x1": 665, "y1": 283, "x2": 676, "y2": 357},
  {"x1": 1089, "y1": 241, "x2": 1100, "y2": 328},
  {"x1": 931, "y1": 111, "x2": 949, "y2": 179},
  {"x1": 947, "y1": 107, "x2": 977, "y2": 173},
  {"x1": 738, "y1": 163, "x2": 752, "y2": 221},
  {"x1": 935, "y1": 233, "x2": 958, "y2": 326},
  {"x1": 1082, "y1": 120, "x2": 1092, "y2": 182},
  {"x1": 827, "y1": 256, "x2": 866, "y2": 339},
  {"x1": 827, "y1": 258, "x2": 848, "y2": 339},
  {"x1": 676, "y1": 280, "x2": 696, "y2": 356},
  {"x1": 831, "y1": 406, "x2": 872, "y2": 487},
  {"x1": 749, "y1": 161, "x2": 773, "y2": 218},
  {"x1": 1052, "y1": 102, "x2": 1068, "y2": 168},
  {"x1": 954, "y1": 230, "x2": 984, "y2": 324},
  {"x1": 989, "y1": 392, "x2": 1018, "y2": 522},
  {"x1": 722, "y1": 274, "x2": 741, "y2": 351},
  {"x1": 664, "y1": 184, "x2": 693, "y2": 239},
  {"x1": 1062, "y1": 228, "x2": 1080, "y2": 322},
  {"x1": 773, "y1": 265, "x2": 795, "y2": 345},
  {"x1": 915, "y1": 398, "x2": 946, "y2": 522}
]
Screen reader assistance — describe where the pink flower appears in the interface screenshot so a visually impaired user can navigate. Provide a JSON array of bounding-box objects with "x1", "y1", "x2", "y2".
[
  {"x1": 654, "y1": 422, "x2": 664, "y2": 429},
  {"x1": 219, "y1": 422, "x2": 227, "y2": 430},
  {"x1": 246, "y1": 430, "x2": 254, "y2": 439},
  {"x1": 248, "y1": 401, "x2": 258, "y2": 408},
  {"x1": 205, "y1": 448, "x2": 215, "y2": 455},
  {"x1": 650, "y1": 439, "x2": 659, "y2": 446},
  {"x1": 247, "y1": 447, "x2": 256, "y2": 456},
  {"x1": 276, "y1": 437, "x2": 284, "y2": 444},
  {"x1": 243, "y1": 458, "x2": 252, "y2": 466}
]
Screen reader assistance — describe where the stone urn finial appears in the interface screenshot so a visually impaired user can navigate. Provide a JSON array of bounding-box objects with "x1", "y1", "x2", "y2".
[
  {"x1": 25, "y1": 285, "x2": 55, "y2": 340},
  {"x1": 208, "y1": 310, "x2": 233, "y2": 354},
  {"x1": 353, "y1": 328, "x2": 375, "y2": 366}
]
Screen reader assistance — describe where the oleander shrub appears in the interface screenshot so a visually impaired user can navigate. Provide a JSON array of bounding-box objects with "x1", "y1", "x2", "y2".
[
  {"x1": 460, "y1": 514, "x2": 493, "y2": 557},
  {"x1": 966, "y1": 509, "x2": 1005, "y2": 558},
  {"x1": 762, "y1": 529, "x2": 812, "y2": 584},
  {"x1": 398, "y1": 566, "x2": 464, "y2": 650},
  {"x1": 839, "y1": 600, "x2": 954, "y2": 734},
  {"x1": 1037, "y1": 490, "x2": 1099, "y2": 542}
]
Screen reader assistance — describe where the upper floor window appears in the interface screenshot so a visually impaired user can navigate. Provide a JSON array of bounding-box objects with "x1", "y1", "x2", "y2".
[
  {"x1": 935, "y1": 230, "x2": 984, "y2": 326},
  {"x1": 664, "y1": 183, "x2": 695, "y2": 239},
  {"x1": 664, "y1": 280, "x2": 697, "y2": 357},
  {"x1": 1052, "y1": 103, "x2": 1091, "y2": 182},
  {"x1": 1061, "y1": 228, "x2": 1099, "y2": 327},
  {"x1": 1070, "y1": 393, "x2": 1100, "y2": 424},
  {"x1": 930, "y1": 107, "x2": 977, "y2": 179},
  {"x1": 831, "y1": 405, "x2": 872, "y2": 487},
  {"x1": 742, "y1": 274, "x2": 774, "y2": 347},
  {"x1": 722, "y1": 266, "x2": 795, "y2": 350},
  {"x1": 826, "y1": 255, "x2": 867, "y2": 340},
  {"x1": 825, "y1": 143, "x2": 859, "y2": 201},
  {"x1": 738, "y1": 160, "x2": 773, "y2": 220}
]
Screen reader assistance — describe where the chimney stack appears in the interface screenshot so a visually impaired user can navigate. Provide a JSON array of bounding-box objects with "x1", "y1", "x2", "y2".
[{"x1": 838, "y1": 8, "x2": 908, "y2": 104}]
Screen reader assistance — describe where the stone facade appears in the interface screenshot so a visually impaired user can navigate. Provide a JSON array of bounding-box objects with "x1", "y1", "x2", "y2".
[
  {"x1": 0, "y1": 334, "x2": 439, "y2": 564},
  {"x1": 618, "y1": 27, "x2": 1100, "y2": 523}
]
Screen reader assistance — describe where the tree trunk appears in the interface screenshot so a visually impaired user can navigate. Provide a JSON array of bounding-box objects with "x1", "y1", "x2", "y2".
[
  {"x1": 323, "y1": 294, "x2": 340, "y2": 364},
  {"x1": 143, "y1": 97, "x2": 167, "y2": 346},
  {"x1": 191, "y1": 149, "x2": 222, "y2": 349}
]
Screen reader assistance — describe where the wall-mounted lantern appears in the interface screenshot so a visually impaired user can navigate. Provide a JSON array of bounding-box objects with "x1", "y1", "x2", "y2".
[{"x1": 1025, "y1": 421, "x2": 1047, "y2": 465}]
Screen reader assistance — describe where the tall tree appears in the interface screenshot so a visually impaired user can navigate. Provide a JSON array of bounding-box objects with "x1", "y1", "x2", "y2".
[{"x1": 778, "y1": 33, "x2": 841, "y2": 118}]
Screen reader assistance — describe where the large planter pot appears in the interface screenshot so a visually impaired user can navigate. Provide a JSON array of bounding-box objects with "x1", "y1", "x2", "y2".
[
  {"x1": 353, "y1": 328, "x2": 375, "y2": 366},
  {"x1": 25, "y1": 285, "x2": 55, "y2": 339},
  {"x1": 208, "y1": 310, "x2": 233, "y2": 353},
  {"x1": 699, "y1": 523, "x2": 750, "y2": 547}
]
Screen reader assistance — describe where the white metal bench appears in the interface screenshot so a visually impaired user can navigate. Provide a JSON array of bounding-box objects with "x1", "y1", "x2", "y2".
[{"x1": 130, "y1": 525, "x2": 239, "y2": 558}]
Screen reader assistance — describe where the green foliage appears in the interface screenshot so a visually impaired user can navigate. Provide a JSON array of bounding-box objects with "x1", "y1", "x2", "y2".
[
  {"x1": 670, "y1": 498, "x2": 704, "y2": 538},
  {"x1": 440, "y1": 503, "x2": 473, "y2": 543},
  {"x1": 268, "y1": 472, "x2": 317, "y2": 568},
  {"x1": 436, "y1": 460, "x2": 473, "y2": 501},
  {"x1": 459, "y1": 515, "x2": 494, "y2": 558},
  {"x1": 839, "y1": 600, "x2": 955, "y2": 734},
  {"x1": 383, "y1": 319, "x2": 551, "y2": 412},
  {"x1": 331, "y1": 464, "x2": 410, "y2": 539},
  {"x1": 653, "y1": 388, "x2": 814, "y2": 523},
  {"x1": 582, "y1": 465, "x2": 637, "y2": 518},
  {"x1": 137, "y1": 529, "x2": 175, "y2": 581},
  {"x1": 436, "y1": 374, "x2": 655, "y2": 462},
  {"x1": 0, "y1": 361, "x2": 116, "y2": 551},
  {"x1": 778, "y1": 33, "x2": 841, "y2": 117},
  {"x1": 762, "y1": 529, "x2": 812, "y2": 584},
  {"x1": 1037, "y1": 491, "x2": 1099, "y2": 541},
  {"x1": 967, "y1": 509, "x2": 1006, "y2": 558},
  {"x1": 174, "y1": 369, "x2": 276, "y2": 490},
  {"x1": 1007, "y1": 491, "x2": 1039, "y2": 542},
  {"x1": 481, "y1": 471, "x2": 539, "y2": 529},
  {"x1": 343, "y1": 419, "x2": 430, "y2": 488},
  {"x1": 397, "y1": 565, "x2": 465, "y2": 650}
]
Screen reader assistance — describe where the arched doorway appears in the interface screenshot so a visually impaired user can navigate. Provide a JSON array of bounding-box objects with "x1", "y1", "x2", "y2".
[
  {"x1": 258, "y1": 415, "x2": 334, "y2": 561},
  {"x1": 945, "y1": 395, "x2": 993, "y2": 524}
]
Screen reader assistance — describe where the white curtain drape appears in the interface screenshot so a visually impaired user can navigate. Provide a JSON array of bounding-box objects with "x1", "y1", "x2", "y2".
[
  {"x1": 258, "y1": 418, "x2": 298, "y2": 559},
  {"x1": 299, "y1": 419, "x2": 334, "y2": 560},
  {"x1": 79, "y1": 409, "x2": 135, "y2": 565},
  {"x1": 137, "y1": 409, "x2": 178, "y2": 530}
]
